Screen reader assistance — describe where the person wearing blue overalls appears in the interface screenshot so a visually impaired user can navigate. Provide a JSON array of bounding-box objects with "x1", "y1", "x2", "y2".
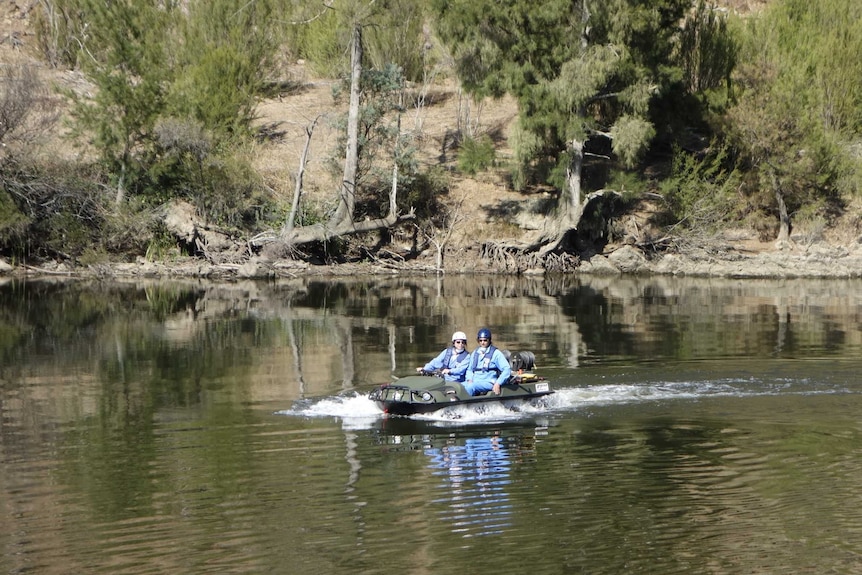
[
  {"x1": 417, "y1": 331, "x2": 470, "y2": 382},
  {"x1": 464, "y1": 328, "x2": 512, "y2": 395}
]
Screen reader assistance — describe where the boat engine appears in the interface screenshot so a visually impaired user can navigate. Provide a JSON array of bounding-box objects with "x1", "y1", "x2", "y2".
[{"x1": 507, "y1": 350, "x2": 536, "y2": 372}]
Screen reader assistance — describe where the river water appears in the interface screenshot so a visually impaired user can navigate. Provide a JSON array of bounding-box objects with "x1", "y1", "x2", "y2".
[{"x1": 2, "y1": 274, "x2": 862, "y2": 574}]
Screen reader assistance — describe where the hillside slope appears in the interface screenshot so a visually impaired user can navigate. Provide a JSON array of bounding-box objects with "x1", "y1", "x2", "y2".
[{"x1": 4, "y1": 0, "x2": 862, "y2": 279}]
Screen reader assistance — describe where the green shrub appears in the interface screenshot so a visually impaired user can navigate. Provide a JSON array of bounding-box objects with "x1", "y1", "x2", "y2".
[
  {"x1": 44, "y1": 211, "x2": 93, "y2": 258},
  {"x1": 457, "y1": 135, "x2": 496, "y2": 175},
  {"x1": 660, "y1": 143, "x2": 739, "y2": 231},
  {"x1": 0, "y1": 187, "x2": 29, "y2": 247},
  {"x1": 145, "y1": 223, "x2": 181, "y2": 262},
  {"x1": 401, "y1": 166, "x2": 449, "y2": 222}
]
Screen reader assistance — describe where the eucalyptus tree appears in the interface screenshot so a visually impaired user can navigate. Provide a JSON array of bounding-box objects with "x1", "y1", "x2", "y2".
[
  {"x1": 430, "y1": 0, "x2": 696, "y2": 250},
  {"x1": 271, "y1": 0, "x2": 430, "y2": 249}
]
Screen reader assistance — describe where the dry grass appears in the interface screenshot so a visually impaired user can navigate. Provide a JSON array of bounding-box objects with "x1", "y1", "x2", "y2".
[{"x1": 251, "y1": 69, "x2": 525, "y2": 247}]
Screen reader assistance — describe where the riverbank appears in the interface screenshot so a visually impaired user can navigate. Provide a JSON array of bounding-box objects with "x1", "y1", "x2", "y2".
[{"x1": 4, "y1": 238, "x2": 862, "y2": 280}]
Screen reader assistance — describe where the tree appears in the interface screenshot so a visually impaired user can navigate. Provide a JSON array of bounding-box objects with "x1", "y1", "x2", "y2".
[
  {"x1": 277, "y1": 25, "x2": 414, "y2": 247},
  {"x1": 66, "y1": 0, "x2": 172, "y2": 205},
  {"x1": 286, "y1": 0, "x2": 431, "y2": 82},
  {"x1": 166, "y1": 0, "x2": 277, "y2": 140},
  {"x1": 430, "y1": 0, "x2": 693, "y2": 252},
  {"x1": 725, "y1": 0, "x2": 862, "y2": 244},
  {"x1": 58, "y1": 0, "x2": 278, "y2": 206}
]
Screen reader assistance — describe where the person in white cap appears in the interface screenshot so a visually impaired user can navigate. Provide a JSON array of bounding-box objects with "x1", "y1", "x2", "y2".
[{"x1": 417, "y1": 331, "x2": 470, "y2": 382}]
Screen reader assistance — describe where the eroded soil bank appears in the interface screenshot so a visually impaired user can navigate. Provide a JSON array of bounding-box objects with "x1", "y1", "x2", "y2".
[{"x1": 4, "y1": 238, "x2": 862, "y2": 281}]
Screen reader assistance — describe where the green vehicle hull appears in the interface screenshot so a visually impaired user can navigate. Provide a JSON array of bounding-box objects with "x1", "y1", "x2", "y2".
[{"x1": 368, "y1": 373, "x2": 553, "y2": 416}]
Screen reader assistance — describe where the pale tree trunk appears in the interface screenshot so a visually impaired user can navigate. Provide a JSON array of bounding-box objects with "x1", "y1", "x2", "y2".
[
  {"x1": 271, "y1": 24, "x2": 414, "y2": 248},
  {"x1": 115, "y1": 162, "x2": 126, "y2": 206},
  {"x1": 330, "y1": 24, "x2": 363, "y2": 227},
  {"x1": 528, "y1": 136, "x2": 594, "y2": 256},
  {"x1": 282, "y1": 116, "x2": 319, "y2": 236},
  {"x1": 769, "y1": 169, "x2": 791, "y2": 244},
  {"x1": 775, "y1": 191, "x2": 791, "y2": 243},
  {"x1": 565, "y1": 138, "x2": 584, "y2": 223}
]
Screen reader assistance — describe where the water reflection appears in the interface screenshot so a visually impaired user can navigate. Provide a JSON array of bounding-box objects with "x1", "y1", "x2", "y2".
[
  {"x1": 2, "y1": 275, "x2": 862, "y2": 407},
  {"x1": 4, "y1": 276, "x2": 862, "y2": 574},
  {"x1": 425, "y1": 434, "x2": 513, "y2": 537}
]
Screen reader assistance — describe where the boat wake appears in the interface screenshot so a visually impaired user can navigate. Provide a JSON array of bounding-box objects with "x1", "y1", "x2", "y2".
[{"x1": 275, "y1": 377, "x2": 848, "y2": 429}]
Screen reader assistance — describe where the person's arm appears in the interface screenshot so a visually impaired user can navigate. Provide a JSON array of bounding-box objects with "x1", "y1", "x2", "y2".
[
  {"x1": 420, "y1": 349, "x2": 447, "y2": 373},
  {"x1": 491, "y1": 350, "x2": 512, "y2": 393}
]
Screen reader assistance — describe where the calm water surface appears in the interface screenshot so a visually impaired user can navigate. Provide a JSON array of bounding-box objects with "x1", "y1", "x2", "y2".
[{"x1": 2, "y1": 274, "x2": 862, "y2": 574}]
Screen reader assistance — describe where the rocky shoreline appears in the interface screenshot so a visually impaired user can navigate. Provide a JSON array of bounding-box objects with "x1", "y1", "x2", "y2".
[{"x1": 4, "y1": 241, "x2": 862, "y2": 281}]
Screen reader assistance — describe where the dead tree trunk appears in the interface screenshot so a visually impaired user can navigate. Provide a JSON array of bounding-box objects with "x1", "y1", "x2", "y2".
[
  {"x1": 282, "y1": 116, "x2": 320, "y2": 235},
  {"x1": 274, "y1": 24, "x2": 413, "y2": 248}
]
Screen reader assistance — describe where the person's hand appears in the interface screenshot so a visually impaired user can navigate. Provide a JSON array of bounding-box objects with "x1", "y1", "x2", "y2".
[
  {"x1": 416, "y1": 367, "x2": 423, "y2": 373},
  {"x1": 492, "y1": 383, "x2": 501, "y2": 395},
  {"x1": 442, "y1": 368, "x2": 450, "y2": 375}
]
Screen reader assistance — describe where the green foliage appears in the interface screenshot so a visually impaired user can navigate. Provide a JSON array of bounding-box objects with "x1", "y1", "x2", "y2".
[
  {"x1": 116, "y1": 137, "x2": 273, "y2": 247},
  {"x1": 660, "y1": 143, "x2": 739, "y2": 230},
  {"x1": 146, "y1": 117, "x2": 213, "y2": 204},
  {"x1": 291, "y1": 199, "x2": 327, "y2": 228},
  {"x1": 294, "y1": 8, "x2": 347, "y2": 78},
  {"x1": 145, "y1": 223, "x2": 181, "y2": 262},
  {"x1": 65, "y1": 0, "x2": 172, "y2": 191},
  {"x1": 363, "y1": 0, "x2": 430, "y2": 82},
  {"x1": 50, "y1": 0, "x2": 279, "y2": 222},
  {"x1": 328, "y1": 62, "x2": 419, "y2": 220},
  {"x1": 430, "y1": 0, "x2": 693, "y2": 194},
  {"x1": 606, "y1": 170, "x2": 649, "y2": 200},
  {"x1": 193, "y1": 154, "x2": 273, "y2": 231},
  {"x1": 289, "y1": 0, "x2": 431, "y2": 82},
  {"x1": 44, "y1": 211, "x2": 94, "y2": 258},
  {"x1": 400, "y1": 166, "x2": 449, "y2": 222},
  {"x1": 723, "y1": 0, "x2": 862, "y2": 238},
  {"x1": 456, "y1": 135, "x2": 496, "y2": 175},
  {"x1": 611, "y1": 116, "x2": 655, "y2": 169},
  {"x1": 508, "y1": 119, "x2": 545, "y2": 191},
  {"x1": 166, "y1": 0, "x2": 276, "y2": 140},
  {"x1": 0, "y1": 160, "x2": 105, "y2": 261},
  {"x1": 0, "y1": 187, "x2": 30, "y2": 246},
  {"x1": 678, "y1": 0, "x2": 739, "y2": 95}
]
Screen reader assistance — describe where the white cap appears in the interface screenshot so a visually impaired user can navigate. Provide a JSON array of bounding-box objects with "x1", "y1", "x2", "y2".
[{"x1": 452, "y1": 331, "x2": 467, "y2": 341}]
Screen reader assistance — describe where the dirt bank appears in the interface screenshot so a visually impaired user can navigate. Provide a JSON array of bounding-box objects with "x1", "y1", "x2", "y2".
[{"x1": 4, "y1": 235, "x2": 862, "y2": 280}]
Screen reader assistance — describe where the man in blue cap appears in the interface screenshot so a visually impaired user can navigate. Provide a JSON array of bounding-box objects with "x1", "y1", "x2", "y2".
[{"x1": 464, "y1": 328, "x2": 511, "y2": 395}]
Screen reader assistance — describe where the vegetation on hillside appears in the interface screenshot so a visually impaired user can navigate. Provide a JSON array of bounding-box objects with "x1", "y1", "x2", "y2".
[{"x1": 1, "y1": 0, "x2": 861, "y2": 268}]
